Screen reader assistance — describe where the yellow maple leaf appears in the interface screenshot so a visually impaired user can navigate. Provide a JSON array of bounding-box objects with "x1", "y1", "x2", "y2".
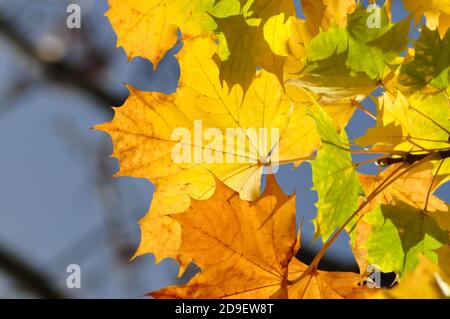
[
  {"x1": 350, "y1": 220, "x2": 372, "y2": 276},
  {"x1": 359, "y1": 165, "x2": 449, "y2": 214},
  {"x1": 300, "y1": 0, "x2": 357, "y2": 35},
  {"x1": 287, "y1": 259, "x2": 372, "y2": 299},
  {"x1": 106, "y1": 0, "x2": 240, "y2": 69},
  {"x1": 403, "y1": 0, "x2": 450, "y2": 38},
  {"x1": 358, "y1": 91, "x2": 450, "y2": 153},
  {"x1": 214, "y1": 14, "x2": 287, "y2": 92},
  {"x1": 437, "y1": 245, "x2": 450, "y2": 283},
  {"x1": 247, "y1": 0, "x2": 295, "y2": 23},
  {"x1": 283, "y1": 14, "x2": 375, "y2": 130},
  {"x1": 150, "y1": 176, "x2": 374, "y2": 299},
  {"x1": 357, "y1": 89, "x2": 450, "y2": 191},
  {"x1": 214, "y1": 1, "x2": 295, "y2": 92},
  {"x1": 263, "y1": 13, "x2": 292, "y2": 57},
  {"x1": 381, "y1": 256, "x2": 450, "y2": 299},
  {"x1": 95, "y1": 36, "x2": 320, "y2": 271}
]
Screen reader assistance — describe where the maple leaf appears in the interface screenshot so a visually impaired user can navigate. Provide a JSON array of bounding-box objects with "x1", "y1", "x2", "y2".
[
  {"x1": 310, "y1": 104, "x2": 363, "y2": 241},
  {"x1": 286, "y1": 259, "x2": 372, "y2": 299},
  {"x1": 380, "y1": 255, "x2": 450, "y2": 299},
  {"x1": 106, "y1": 0, "x2": 242, "y2": 69},
  {"x1": 96, "y1": 36, "x2": 320, "y2": 270},
  {"x1": 357, "y1": 91, "x2": 450, "y2": 153},
  {"x1": 150, "y1": 176, "x2": 373, "y2": 299},
  {"x1": 282, "y1": 18, "x2": 358, "y2": 129},
  {"x1": 291, "y1": 3, "x2": 410, "y2": 90},
  {"x1": 213, "y1": 1, "x2": 295, "y2": 91},
  {"x1": 399, "y1": 27, "x2": 450, "y2": 91},
  {"x1": 246, "y1": 0, "x2": 295, "y2": 22},
  {"x1": 301, "y1": 0, "x2": 357, "y2": 35},
  {"x1": 358, "y1": 166, "x2": 449, "y2": 274},
  {"x1": 263, "y1": 13, "x2": 293, "y2": 57},
  {"x1": 350, "y1": 220, "x2": 372, "y2": 275},
  {"x1": 363, "y1": 201, "x2": 448, "y2": 275},
  {"x1": 286, "y1": 3, "x2": 410, "y2": 128},
  {"x1": 213, "y1": 14, "x2": 286, "y2": 93},
  {"x1": 356, "y1": 88, "x2": 450, "y2": 188},
  {"x1": 403, "y1": 0, "x2": 450, "y2": 39},
  {"x1": 359, "y1": 165, "x2": 449, "y2": 214},
  {"x1": 436, "y1": 245, "x2": 450, "y2": 283}
]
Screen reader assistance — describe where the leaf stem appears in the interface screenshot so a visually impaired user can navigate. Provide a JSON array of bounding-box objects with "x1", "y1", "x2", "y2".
[
  {"x1": 424, "y1": 159, "x2": 444, "y2": 212},
  {"x1": 352, "y1": 100, "x2": 377, "y2": 121}
]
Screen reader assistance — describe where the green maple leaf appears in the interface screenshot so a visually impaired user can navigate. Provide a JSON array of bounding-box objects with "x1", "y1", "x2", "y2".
[
  {"x1": 399, "y1": 27, "x2": 450, "y2": 90},
  {"x1": 364, "y1": 200, "x2": 449, "y2": 274},
  {"x1": 310, "y1": 104, "x2": 364, "y2": 241},
  {"x1": 288, "y1": 4, "x2": 411, "y2": 103}
]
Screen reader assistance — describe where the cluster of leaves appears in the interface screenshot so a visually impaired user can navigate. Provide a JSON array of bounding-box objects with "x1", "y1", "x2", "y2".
[{"x1": 96, "y1": 0, "x2": 450, "y2": 298}]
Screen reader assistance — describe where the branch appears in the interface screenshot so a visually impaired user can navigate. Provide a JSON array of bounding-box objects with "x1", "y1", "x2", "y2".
[
  {"x1": 0, "y1": 14, "x2": 125, "y2": 112},
  {"x1": 0, "y1": 242, "x2": 68, "y2": 298},
  {"x1": 377, "y1": 148, "x2": 450, "y2": 167}
]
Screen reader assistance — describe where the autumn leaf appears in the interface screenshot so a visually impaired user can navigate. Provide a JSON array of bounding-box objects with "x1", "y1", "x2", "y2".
[
  {"x1": 436, "y1": 245, "x2": 450, "y2": 283},
  {"x1": 246, "y1": 0, "x2": 295, "y2": 23},
  {"x1": 213, "y1": 14, "x2": 287, "y2": 93},
  {"x1": 380, "y1": 256, "x2": 450, "y2": 299},
  {"x1": 358, "y1": 166, "x2": 449, "y2": 274},
  {"x1": 175, "y1": 36, "x2": 320, "y2": 200},
  {"x1": 359, "y1": 165, "x2": 449, "y2": 212},
  {"x1": 351, "y1": 165, "x2": 449, "y2": 274},
  {"x1": 263, "y1": 13, "x2": 292, "y2": 57},
  {"x1": 310, "y1": 104, "x2": 363, "y2": 241},
  {"x1": 356, "y1": 89, "x2": 450, "y2": 194},
  {"x1": 363, "y1": 201, "x2": 448, "y2": 275},
  {"x1": 96, "y1": 35, "x2": 320, "y2": 269},
  {"x1": 403, "y1": 0, "x2": 450, "y2": 38},
  {"x1": 213, "y1": 1, "x2": 295, "y2": 91},
  {"x1": 287, "y1": 259, "x2": 373, "y2": 299},
  {"x1": 301, "y1": 0, "x2": 357, "y2": 35},
  {"x1": 285, "y1": 3, "x2": 410, "y2": 128},
  {"x1": 289, "y1": 3, "x2": 410, "y2": 94},
  {"x1": 350, "y1": 220, "x2": 372, "y2": 275},
  {"x1": 150, "y1": 176, "x2": 373, "y2": 299},
  {"x1": 399, "y1": 27, "x2": 450, "y2": 91},
  {"x1": 282, "y1": 17, "x2": 365, "y2": 129},
  {"x1": 357, "y1": 91, "x2": 450, "y2": 153},
  {"x1": 106, "y1": 0, "x2": 242, "y2": 68},
  {"x1": 150, "y1": 175, "x2": 298, "y2": 298}
]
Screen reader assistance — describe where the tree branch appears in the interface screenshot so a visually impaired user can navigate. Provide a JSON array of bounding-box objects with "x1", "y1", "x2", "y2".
[
  {"x1": 0, "y1": 14, "x2": 124, "y2": 112},
  {"x1": 377, "y1": 148, "x2": 450, "y2": 167},
  {"x1": 0, "y1": 242, "x2": 68, "y2": 298}
]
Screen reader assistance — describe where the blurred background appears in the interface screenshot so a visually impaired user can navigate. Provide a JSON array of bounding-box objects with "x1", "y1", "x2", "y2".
[{"x1": 0, "y1": 0, "x2": 448, "y2": 298}]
